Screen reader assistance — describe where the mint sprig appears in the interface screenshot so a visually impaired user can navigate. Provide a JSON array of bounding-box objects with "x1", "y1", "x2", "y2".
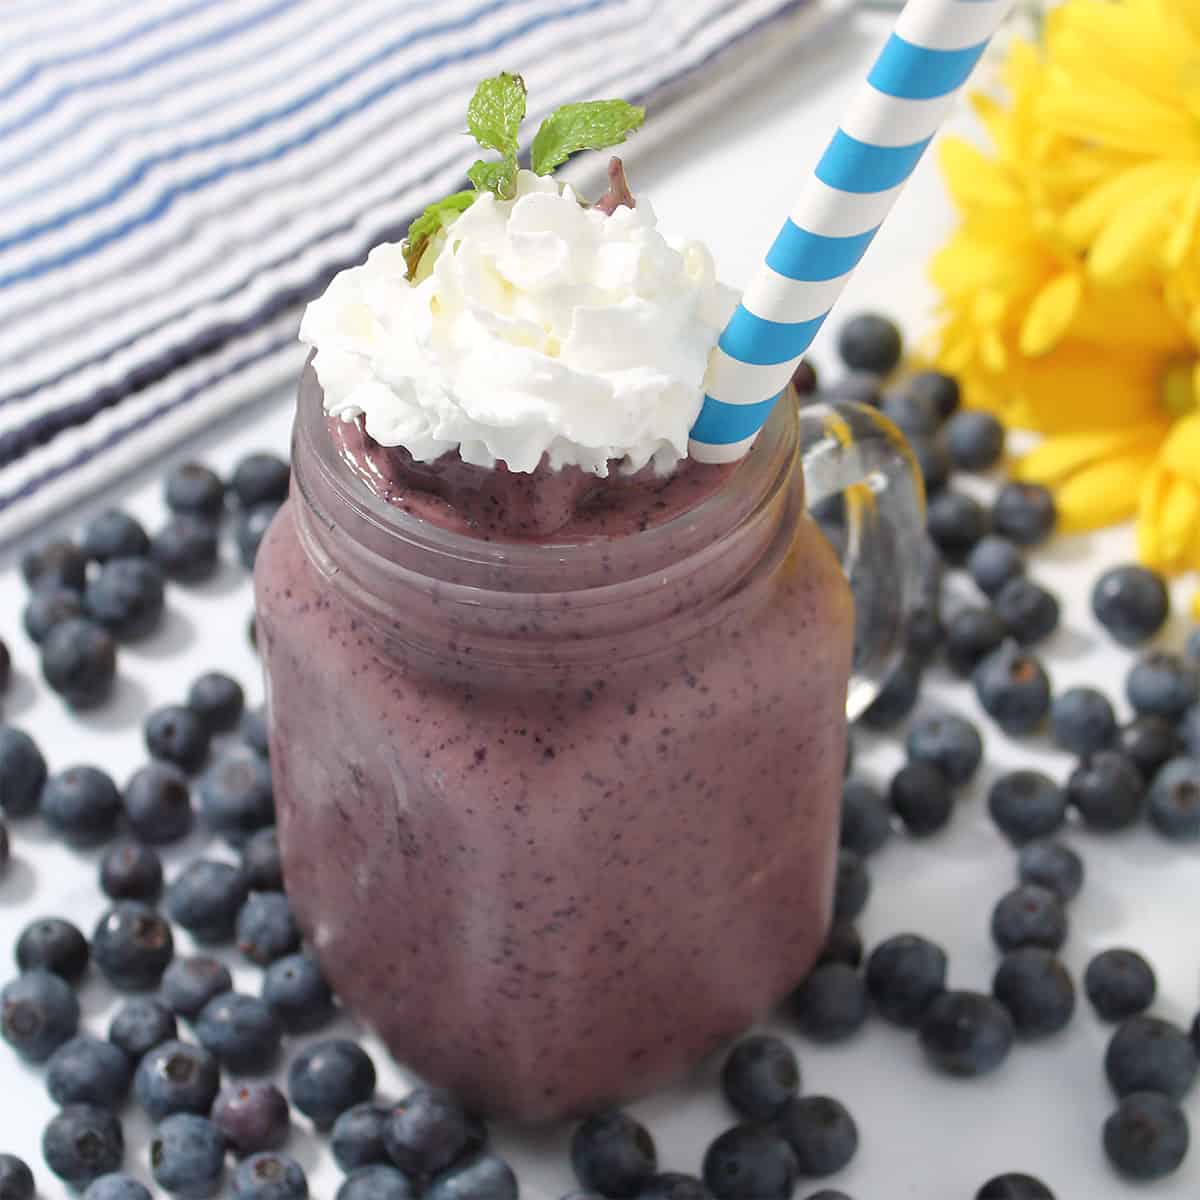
[
  {"x1": 466, "y1": 71, "x2": 526, "y2": 201},
  {"x1": 530, "y1": 100, "x2": 645, "y2": 175},
  {"x1": 402, "y1": 191, "x2": 476, "y2": 278}
]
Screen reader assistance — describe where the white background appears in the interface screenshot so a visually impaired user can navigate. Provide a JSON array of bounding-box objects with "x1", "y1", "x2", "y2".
[{"x1": 1, "y1": 8, "x2": 1197, "y2": 1198}]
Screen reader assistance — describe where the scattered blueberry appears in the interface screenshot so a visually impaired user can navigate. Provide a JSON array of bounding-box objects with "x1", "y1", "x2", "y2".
[
  {"x1": 991, "y1": 885, "x2": 1067, "y2": 952},
  {"x1": 41, "y1": 765, "x2": 122, "y2": 847},
  {"x1": 123, "y1": 762, "x2": 193, "y2": 845},
  {"x1": 41, "y1": 618, "x2": 117, "y2": 708},
  {"x1": 1091, "y1": 565, "x2": 1169, "y2": 646},
  {"x1": 187, "y1": 671, "x2": 245, "y2": 733},
  {"x1": 865, "y1": 933, "x2": 947, "y2": 1028},
  {"x1": 151, "y1": 516, "x2": 221, "y2": 584},
  {"x1": 0, "y1": 1154, "x2": 34, "y2": 1200},
  {"x1": 1, "y1": 968, "x2": 80, "y2": 1061},
  {"x1": 967, "y1": 535, "x2": 1024, "y2": 598},
  {"x1": 232, "y1": 1151, "x2": 308, "y2": 1200},
  {"x1": 634, "y1": 1173, "x2": 713, "y2": 1200},
  {"x1": 1180, "y1": 705, "x2": 1200, "y2": 756},
  {"x1": 0, "y1": 822, "x2": 7, "y2": 878},
  {"x1": 16, "y1": 916, "x2": 89, "y2": 983},
  {"x1": 926, "y1": 490, "x2": 990, "y2": 564},
  {"x1": 702, "y1": 1124, "x2": 797, "y2": 1200},
  {"x1": 100, "y1": 839, "x2": 164, "y2": 902},
  {"x1": 42, "y1": 1104, "x2": 124, "y2": 1189},
  {"x1": 833, "y1": 849, "x2": 870, "y2": 921},
  {"x1": 166, "y1": 462, "x2": 226, "y2": 519},
  {"x1": 1127, "y1": 651, "x2": 1199, "y2": 720},
  {"x1": 242, "y1": 707, "x2": 270, "y2": 758},
  {"x1": 1084, "y1": 949, "x2": 1156, "y2": 1022},
  {"x1": 973, "y1": 642, "x2": 1051, "y2": 735},
  {"x1": 1103, "y1": 1092, "x2": 1190, "y2": 1180},
  {"x1": 262, "y1": 953, "x2": 335, "y2": 1034},
  {"x1": 23, "y1": 585, "x2": 85, "y2": 644},
  {"x1": 720, "y1": 1035, "x2": 799, "y2": 1121},
  {"x1": 881, "y1": 391, "x2": 941, "y2": 440},
  {"x1": 145, "y1": 705, "x2": 211, "y2": 773},
  {"x1": 162, "y1": 956, "x2": 234, "y2": 1020},
  {"x1": 213, "y1": 1081, "x2": 292, "y2": 1156},
  {"x1": 1147, "y1": 756, "x2": 1200, "y2": 839},
  {"x1": 200, "y1": 748, "x2": 274, "y2": 845},
  {"x1": 237, "y1": 891, "x2": 300, "y2": 966},
  {"x1": 237, "y1": 505, "x2": 280, "y2": 571},
  {"x1": 992, "y1": 483, "x2": 1055, "y2": 547},
  {"x1": 792, "y1": 962, "x2": 868, "y2": 1042},
  {"x1": 774, "y1": 1095, "x2": 859, "y2": 1176},
  {"x1": 337, "y1": 1166, "x2": 416, "y2": 1200},
  {"x1": 84, "y1": 557, "x2": 166, "y2": 641},
  {"x1": 817, "y1": 923, "x2": 863, "y2": 969},
  {"x1": 906, "y1": 714, "x2": 982, "y2": 785},
  {"x1": 975, "y1": 1175, "x2": 1054, "y2": 1199},
  {"x1": 241, "y1": 828, "x2": 283, "y2": 892},
  {"x1": 92, "y1": 902, "x2": 174, "y2": 991},
  {"x1": 905, "y1": 601, "x2": 944, "y2": 663},
  {"x1": 1066, "y1": 751, "x2": 1145, "y2": 831},
  {"x1": 791, "y1": 360, "x2": 819, "y2": 396},
  {"x1": 909, "y1": 436, "x2": 951, "y2": 495},
  {"x1": 905, "y1": 369, "x2": 961, "y2": 420},
  {"x1": 135, "y1": 1040, "x2": 221, "y2": 1120},
  {"x1": 571, "y1": 1110, "x2": 657, "y2": 1198},
  {"x1": 1050, "y1": 687, "x2": 1116, "y2": 756},
  {"x1": 945, "y1": 410, "x2": 1005, "y2": 472},
  {"x1": 82, "y1": 510, "x2": 150, "y2": 564},
  {"x1": 150, "y1": 1113, "x2": 226, "y2": 1199},
  {"x1": 945, "y1": 607, "x2": 1008, "y2": 677},
  {"x1": 166, "y1": 859, "x2": 250, "y2": 944},
  {"x1": 889, "y1": 761, "x2": 954, "y2": 836},
  {"x1": 839, "y1": 779, "x2": 891, "y2": 857},
  {"x1": 0, "y1": 726, "x2": 46, "y2": 818},
  {"x1": 288, "y1": 1039, "x2": 377, "y2": 1128},
  {"x1": 1017, "y1": 839, "x2": 1084, "y2": 903},
  {"x1": 195, "y1": 991, "x2": 281, "y2": 1075},
  {"x1": 426, "y1": 1154, "x2": 518, "y2": 1200},
  {"x1": 108, "y1": 997, "x2": 177, "y2": 1061},
  {"x1": 837, "y1": 313, "x2": 902, "y2": 374},
  {"x1": 384, "y1": 1087, "x2": 474, "y2": 1181},
  {"x1": 991, "y1": 948, "x2": 1075, "y2": 1037},
  {"x1": 21, "y1": 539, "x2": 88, "y2": 592},
  {"x1": 987, "y1": 771, "x2": 1067, "y2": 844},
  {"x1": 1104, "y1": 1015, "x2": 1198, "y2": 1101},
  {"x1": 232, "y1": 454, "x2": 291, "y2": 509},
  {"x1": 84, "y1": 1175, "x2": 154, "y2": 1200},
  {"x1": 859, "y1": 654, "x2": 923, "y2": 729},
  {"x1": 46, "y1": 1033, "x2": 133, "y2": 1109},
  {"x1": 993, "y1": 578, "x2": 1060, "y2": 646},
  {"x1": 919, "y1": 990, "x2": 1015, "y2": 1076},
  {"x1": 333, "y1": 1103, "x2": 391, "y2": 1172}
]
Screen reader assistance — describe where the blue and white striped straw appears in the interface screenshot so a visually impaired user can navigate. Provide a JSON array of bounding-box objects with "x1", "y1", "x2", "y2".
[{"x1": 689, "y1": 0, "x2": 1014, "y2": 463}]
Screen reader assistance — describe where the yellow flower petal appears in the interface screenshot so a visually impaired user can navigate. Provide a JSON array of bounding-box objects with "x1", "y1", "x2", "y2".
[
  {"x1": 1016, "y1": 425, "x2": 1168, "y2": 486},
  {"x1": 1154, "y1": 477, "x2": 1200, "y2": 566},
  {"x1": 1192, "y1": 589, "x2": 1200, "y2": 622},
  {"x1": 1158, "y1": 413, "x2": 1200, "y2": 483},
  {"x1": 1088, "y1": 177, "x2": 1193, "y2": 286},
  {"x1": 1020, "y1": 271, "x2": 1083, "y2": 357},
  {"x1": 1056, "y1": 451, "x2": 1159, "y2": 533}
]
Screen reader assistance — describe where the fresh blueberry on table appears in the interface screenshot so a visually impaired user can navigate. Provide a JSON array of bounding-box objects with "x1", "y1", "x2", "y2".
[
  {"x1": 151, "y1": 516, "x2": 221, "y2": 583},
  {"x1": 975, "y1": 1175, "x2": 1055, "y2": 1199},
  {"x1": 332, "y1": 1102, "x2": 392, "y2": 1172},
  {"x1": 0, "y1": 968, "x2": 79, "y2": 1061},
  {"x1": 571, "y1": 1109, "x2": 657, "y2": 1198},
  {"x1": 187, "y1": 670, "x2": 245, "y2": 733},
  {"x1": 919, "y1": 990, "x2": 1015, "y2": 1077},
  {"x1": 905, "y1": 596, "x2": 944, "y2": 662},
  {"x1": 944, "y1": 606, "x2": 1008, "y2": 677},
  {"x1": 0, "y1": 1153, "x2": 34, "y2": 1200},
  {"x1": 83, "y1": 1175, "x2": 153, "y2": 1200},
  {"x1": 15, "y1": 916, "x2": 89, "y2": 983},
  {"x1": 702, "y1": 1124, "x2": 797, "y2": 1200},
  {"x1": 161, "y1": 956, "x2": 234, "y2": 1020},
  {"x1": 993, "y1": 578, "x2": 1060, "y2": 646},
  {"x1": 135, "y1": 1039, "x2": 221, "y2": 1121},
  {"x1": 1147, "y1": 756, "x2": 1200, "y2": 839},
  {"x1": 237, "y1": 891, "x2": 300, "y2": 966},
  {"x1": 1091, "y1": 564, "x2": 1169, "y2": 646},
  {"x1": 1118, "y1": 715, "x2": 1185, "y2": 779},
  {"x1": 889, "y1": 761, "x2": 954, "y2": 836},
  {"x1": 241, "y1": 827, "x2": 283, "y2": 891},
  {"x1": 238, "y1": 504, "x2": 281, "y2": 571},
  {"x1": 46, "y1": 1033, "x2": 133, "y2": 1109},
  {"x1": 288, "y1": 1038, "x2": 377, "y2": 1129},
  {"x1": 0, "y1": 725, "x2": 47, "y2": 817},
  {"x1": 91, "y1": 901, "x2": 174, "y2": 991},
  {"x1": 839, "y1": 778, "x2": 891, "y2": 857},
  {"x1": 231, "y1": 1151, "x2": 309, "y2": 1200},
  {"x1": 242, "y1": 707, "x2": 271, "y2": 758},
  {"x1": 1050, "y1": 686, "x2": 1116, "y2": 756},
  {"x1": 973, "y1": 642, "x2": 1051, "y2": 734},
  {"x1": 145, "y1": 704, "x2": 211, "y2": 773},
  {"x1": 991, "y1": 482, "x2": 1055, "y2": 546},
  {"x1": 905, "y1": 369, "x2": 961, "y2": 420},
  {"x1": 122, "y1": 761, "x2": 193, "y2": 845},
  {"x1": 41, "y1": 618, "x2": 117, "y2": 708},
  {"x1": 720, "y1": 1034, "x2": 799, "y2": 1121},
  {"x1": 821, "y1": 371, "x2": 883, "y2": 407},
  {"x1": 23, "y1": 585, "x2": 85, "y2": 644},
  {"x1": 1105, "y1": 1014, "x2": 1198, "y2": 1101},
  {"x1": 213, "y1": 1081, "x2": 292, "y2": 1155},
  {"x1": 991, "y1": 948, "x2": 1075, "y2": 1038},
  {"x1": 84, "y1": 557, "x2": 166, "y2": 641},
  {"x1": 987, "y1": 770, "x2": 1067, "y2": 844},
  {"x1": 1126, "y1": 651, "x2": 1199, "y2": 720},
  {"x1": 1180, "y1": 705, "x2": 1200, "y2": 756},
  {"x1": 865, "y1": 933, "x2": 947, "y2": 1028},
  {"x1": 1103, "y1": 1092, "x2": 1190, "y2": 1180},
  {"x1": 262, "y1": 953, "x2": 335, "y2": 1034},
  {"x1": 337, "y1": 1166, "x2": 418, "y2": 1200},
  {"x1": 199, "y1": 747, "x2": 275, "y2": 845},
  {"x1": 21, "y1": 538, "x2": 88, "y2": 592},
  {"x1": 991, "y1": 885, "x2": 1067, "y2": 952},
  {"x1": 905, "y1": 713, "x2": 983, "y2": 785},
  {"x1": 1066, "y1": 750, "x2": 1145, "y2": 831},
  {"x1": 774, "y1": 1094, "x2": 859, "y2": 1177},
  {"x1": 1016, "y1": 839, "x2": 1084, "y2": 902},
  {"x1": 232, "y1": 454, "x2": 291, "y2": 509},
  {"x1": 425, "y1": 1154, "x2": 518, "y2": 1200},
  {"x1": 383, "y1": 1087, "x2": 475, "y2": 1181},
  {"x1": 817, "y1": 923, "x2": 863, "y2": 969},
  {"x1": 833, "y1": 849, "x2": 870, "y2": 921},
  {"x1": 858, "y1": 653, "x2": 923, "y2": 729},
  {"x1": 945, "y1": 410, "x2": 1005, "y2": 472},
  {"x1": 792, "y1": 962, "x2": 868, "y2": 1042},
  {"x1": 791, "y1": 360, "x2": 819, "y2": 396},
  {"x1": 633, "y1": 1173, "x2": 714, "y2": 1200},
  {"x1": 195, "y1": 991, "x2": 281, "y2": 1075},
  {"x1": 166, "y1": 858, "x2": 250, "y2": 944},
  {"x1": 908, "y1": 436, "x2": 951, "y2": 496},
  {"x1": 0, "y1": 822, "x2": 8, "y2": 878},
  {"x1": 967, "y1": 535, "x2": 1024, "y2": 598},
  {"x1": 149, "y1": 1113, "x2": 227, "y2": 1199},
  {"x1": 108, "y1": 997, "x2": 177, "y2": 1061},
  {"x1": 165, "y1": 462, "x2": 226, "y2": 519},
  {"x1": 100, "y1": 839, "x2": 164, "y2": 902},
  {"x1": 1084, "y1": 949, "x2": 1156, "y2": 1022},
  {"x1": 926, "y1": 490, "x2": 990, "y2": 564},
  {"x1": 836, "y1": 313, "x2": 902, "y2": 375},
  {"x1": 42, "y1": 1104, "x2": 124, "y2": 1189},
  {"x1": 41, "y1": 764, "x2": 122, "y2": 847},
  {"x1": 82, "y1": 510, "x2": 151, "y2": 564},
  {"x1": 881, "y1": 391, "x2": 941, "y2": 440}
]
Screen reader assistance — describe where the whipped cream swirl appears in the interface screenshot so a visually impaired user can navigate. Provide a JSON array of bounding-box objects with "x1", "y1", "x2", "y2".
[{"x1": 299, "y1": 170, "x2": 734, "y2": 476}]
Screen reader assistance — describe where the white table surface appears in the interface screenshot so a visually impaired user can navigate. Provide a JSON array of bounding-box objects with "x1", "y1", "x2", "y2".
[{"x1": 2, "y1": 9, "x2": 1197, "y2": 1199}]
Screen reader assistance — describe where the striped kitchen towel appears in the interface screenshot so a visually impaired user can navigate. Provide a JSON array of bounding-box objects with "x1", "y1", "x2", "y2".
[{"x1": 0, "y1": 0, "x2": 849, "y2": 546}]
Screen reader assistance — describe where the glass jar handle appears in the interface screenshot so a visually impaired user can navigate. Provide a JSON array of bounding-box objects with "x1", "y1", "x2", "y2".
[{"x1": 797, "y1": 401, "x2": 927, "y2": 720}]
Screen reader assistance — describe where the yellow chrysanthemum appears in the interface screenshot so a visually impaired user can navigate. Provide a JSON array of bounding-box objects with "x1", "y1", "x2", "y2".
[{"x1": 932, "y1": 0, "x2": 1200, "y2": 573}]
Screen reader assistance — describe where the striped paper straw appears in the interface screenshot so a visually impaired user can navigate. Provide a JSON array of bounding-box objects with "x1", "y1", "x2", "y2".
[{"x1": 689, "y1": 0, "x2": 1014, "y2": 463}]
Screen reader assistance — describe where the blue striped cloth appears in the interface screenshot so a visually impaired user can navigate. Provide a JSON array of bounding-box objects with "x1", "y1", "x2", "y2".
[{"x1": 0, "y1": 0, "x2": 830, "y2": 545}]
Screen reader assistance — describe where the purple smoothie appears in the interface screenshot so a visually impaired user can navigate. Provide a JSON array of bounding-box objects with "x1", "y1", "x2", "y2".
[{"x1": 255, "y1": 364, "x2": 854, "y2": 1120}]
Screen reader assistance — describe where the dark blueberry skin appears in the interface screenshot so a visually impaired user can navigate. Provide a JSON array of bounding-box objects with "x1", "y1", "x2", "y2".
[
  {"x1": 1127, "y1": 651, "x2": 1199, "y2": 720},
  {"x1": 166, "y1": 859, "x2": 250, "y2": 944},
  {"x1": 792, "y1": 963, "x2": 868, "y2": 1042},
  {"x1": 162, "y1": 956, "x2": 234, "y2": 1020},
  {"x1": 84, "y1": 557, "x2": 166, "y2": 641},
  {"x1": 46, "y1": 1034, "x2": 133, "y2": 1108},
  {"x1": 822, "y1": 371, "x2": 883, "y2": 407},
  {"x1": 702, "y1": 1125, "x2": 797, "y2": 1200},
  {"x1": 1017, "y1": 840, "x2": 1084, "y2": 903},
  {"x1": 817, "y1": 923, "x2": 863, "y2": 969},
  {"x1": 976, "y1": 1175, "x2": 1055, "y2": 1199},
  {"x1": 1084, "y1": 949, "x2": 1156, "y2": 1022},
  {"x1": 108, "y1": 997, "x2": 177, "y2": 1061},
  {"x1": 199, "y1": 748, "x2": 274, "y2": 846},
  {"x1": 1180, "y1": 705, "x2": 1200, "y2": 757},
  {"x1": 0, "y1": 1153, "x2": 34, "y2": 1200},
  {"x1": 145, "y1": 705, "x2": 211, "y2": 773},
  {"x1": 195, "y1": 992, "x2": 281, "y2": 1075},
  {"x1": 1105, "y1": 1015, "x2": 1198, "y2": 1101},
  {"x1": 909, "y1": 436, "x2": 951, "y2": 496},
  {"x1": 993, "y1": 578, "x2": 1060, "y2": 646},
  {"x1": 333, "y1": 1103, "x2": 392, "y2": 1171},
  {"x1": 0, "y1": 822, "x2": 7, "y2": 877},
  {"x1": 791, "y1": 360, "x2": 819, "y2": 395},
  {"x1": 151, "y1": 516, "x2": 221, "y2": 584},
  {"x1": 100, "y1": 839, "x2": 164, "y2": 902},
  {"x1": 833, "y1": 849, "x2": 870, "y2": 921},
  {"x1": 945, "y1": 607, "x2": 1008, "y2": 677},
  {"x1": 242, "y1": 707, "x2": 270, "y2": 758},
  {"x1": 238, "y1": 504, "x2": 281, "y2": 571},
  {"x1": 42, "y1": 1104, "x2": 124, "y2": 1189},
  {"x1": 21, "y1": 539, "x2": 88, "y2": 592},
  {"x1": 337, "y1": 1166, "x2": 416, "y2": 1200},
  {"x1": 41, "y1": 618, "x2": 117, "y2": 708},
  {"x1": 84, "y1": 1175, "x2": 154, "y2": 1200},
  {"x1": 889, "y1": 761, "x2": 954, "y2": 836},
  {"x1": 927, "y1": 490, "x2": 990, "y2": 564},
  {"x1": 906, "y1": 369, "x2": 961, "y2": 420},
  {"x1": 232, "y1": 1151, "x2": 308, "y2": 1200},
  {"x1": 82, "y1": 510, "x2": 151, "y2": 564},
  {"x1": 839, "y1": 778, "x2": 891, "y2": 857},
  {"x1": 1, "y1": 968, "x2": 80, "y2": 1061},
  {"x1": 384, "y1": 1087, "x2": 474, "y2": 1181},
  {"x1": 774, "y1": 1095, "x2": 858, "y2": 1176},
  {"x1": 262, "y1": 953, "x2": 335, "y2": 1034},
  {"x1": 23, "y1": 585, "x2": 85, "y2": 644},
  {"x1": 905, "y1": 714, "x2": 983, "y2": 785},
  {"x1": 992, "y1": 482, "x2": 1055, "y2": 546},
  {"x1": 945, "y1": 410, "x2": 1005, "y2": 472},
  {"x1": 865, "y1": 933, "x2": 947, "y2": 1028},
  {"x1": 123, "y1": 762, "x2": 193, "y2": 845},
  {"x1": 237, "y1": 891, "x2": 300, "y2": 966},
  {"x1": 425, "y1": 1154, "x2": 517, "y2": 1200},
  {"x1": 987, "y1": 770, "x2": 1067, "y2": 844},
  {"x1": 837, "y1": 313, "x2": 902, "y2": 374},
  {"x1": 150, "y1": 1113, "x2": 227, "y2": 1199},
  {"x1": 241, "y1": 828, "x2": 283, "y2": 892},
  {"x1": 1066, "y1": 751, "x2": 1145, "y2": 831},
  {"x1": 92, "y1": 902, "x2": 174, "y2": 991},
  {"x1": 720, "y1": 1034, "x2": 799, "y2": 1121},
  {"x1": 135, "y1": 1039, "x2": 221, "y2": 1121},
  {"x1": 1120, "y1": 715, "x2": 1185, "y2": 779},
  {"x1": 905, "y1": 600, "x2": 944, "y2": 662},
  {"x1": 1103, "y1": 1092, "x2": 1190, "y2": 1180},
  {"x1": 0, "y1": 726, "x2": 47, "y2": 817},
  {"x1": 967, "y1": 535, "x2": 1024, "y2": 598},
  {"x1": 858, "y1": 653, "x2": 923, "y2": 729},
  {"x1": 1091, "y1": 565, "x2": 1169, "y2": 646},
  {"x1": 973, "y1": 642, "x2": 1051, "y2": 735},
  {"x1": 571, "y1": 1110, "x2": 657, "y2": 1198},
  {"x1": 213, "y1": 1081, "x2": 292, "y2": 1155},
  {"x1": 232, "y1": 454, "x2": 291, "y2": 509},
  {"x1": 41, "y1": 765, "x2": 122, "y2": 847},
  {"x1": 166, "y1": 462, "x2": 226, "y2": 518},
  {"x1": 0, "y1": 638, "x2": 10, "y2": 694},
  {"x1": 919, "y1": 990, "x2": 1015, "y2": 1076},
  {"x1": 1148, "y1": 756, "x2": 1200, "y2": 839},
  {"x1": 187, "y1": 671, "x2": 245, "y2": 733},
  {"x1": 635, "y1": 1173, "x2": 714, "y2": 1200},
  {"x1": 288, "y1": 1038, "x2": 377, "y2": 1128},
  {"x1": 1050, "y1": 687, "x2": 1116, "y2": 757},
  {"x1": 882, "y1": 391, "x2": 941, "y2": 440},
  {"x1": 16, "y1": 916, "x2": 90, "y2": 983},
  {"x1": 991, "y1": 885, "x2": 1067, "y2": 952},
  {"x1": 991, "y1": 949, "x2": 1075, "y2": 1037}
]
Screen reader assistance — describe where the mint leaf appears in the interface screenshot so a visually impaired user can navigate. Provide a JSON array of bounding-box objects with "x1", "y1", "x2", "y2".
[
  {"x1": 530, "y1": 100, "x2": 645, "y2": 175},
  {"x1": 466, "y1": 72, "x2": 526, "y2": 158},
  {"x1": 403, "y1": 190, "x2": 476, "y2": 278},
  {"x1": 467, "y1": 156, "x2": 518, "y2": 199}
]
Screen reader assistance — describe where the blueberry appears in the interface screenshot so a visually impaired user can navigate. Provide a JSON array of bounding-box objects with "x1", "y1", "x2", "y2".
[
  {"x1": 100, "y1": 839, "x2": 164, "y2": 901},
  {"x1": 720, "y1": 1034, "x2": 799, "y2": 1121},
  {"x1": 909, "y1": 436, "x2": 951, "y2": 495},
  {"x1": 248, "y1": 612, "x2": 260, "y2": 652},
  {"x1": 991, "y1": 948, "x2": 1075, "y2": 1037},
  {"x1": 1103, "y1": 1092, "x2": 1190, "y2": 1180},
  {"x1": 987, "y1": 770, "x2": 1067, "y2": 844},
  {"x1": 702, "y1": 1125, "x2": 797, "y2": 1200},
  {"x1": 791, "y1": 360, "x2": 819, "y2": 396},
  {"x1": 919, "y1": 990, "x2": 1014, "y2": 1076},
  {"x1": 993, "y1": 578, "x2": 1060, "y2": 646},
  {"x1": 927, "y1": 490, "x2": 990, "y2": 564},
  {"x1": 151, "y1": 516, "x2": 221, "y2": 583},
  {"x1": 108, "y1": 997, "x2": 177, "y2": 1060},
  {"x1": 241, "y1": 828, "x2": 283, "y2": 891},
  {"x1": 0, "y1": 822, "x2": 8, "y2": 877},
  {"x1": 42, "y1": 765, "x2": 122, "y2": 847},
  {"x1": 426, "y1": 1154, "x2": 517, "y2": 1200},
  {"x1": 237, "y1": 891, "x2": 300, "y2": 965},
  {"x1": 635, "y1": 1173, "x2": 713, "y2": 1200},
  {"x1": 262, "y1": 953, "x2": 335, "y2": 1033},
  {"x1": 384, "y1": 1087, "x2": 474, "y2": 1181},
  {"x1": 1066, "y1": 750, "x2": 1145, "y2": 831},
  {"x1": 123, "y1": 762, "x2": 193, "y2": 845},
  {"x1": 238, "y1": 505, "x2": 280, "y2": 570},
  {"x1": 242, "y1": 708, "x2": 270, "y2": 758},
  {"x1": 905, "y1": 369, "x2": 961, "y2": 420},
  {"x1": 991, "y1": 885, "x2": 1067, "y2": 952},
  {"x1": 84, "y1": 1175, "x2": 154, "y2": 1200},
  {"x1": 865, "y1": 933, "x2": 947, "y2": 1027},
  {"x1": 858, "y1": 654, "x2": 923, "y2": 729},
  {"x1": 23, "y1": 585, "x2": 85, "y2": 644},
  {"x1": 800, "y1": 1193, "x2": 852, "y2": 1200},
  {"x1": 22, "y1": 538, "x2": 88, "y2": 592},
  {"x1": 213, "y1": 1081, "x2": 292, "y2": 1155},
  {"x1": 905, "y1": 714, "x2": 982, "y2": 785},
  {"x1": 46, "y1": 1033, "x2": 133, "y2": 1108},
  {"x1": 882, "y1": 391, "x2": 941, "y2": 440},
  {"x1": 333, "y1": 1103, "x2": 391, "y2": 1171},
  {"x1": 839, "y1": 778, "x2": 891, "y2": 856},
  {"x1": 82, "y1": 510, "x2": 151, "y2": 563},
  {"x1": 1084, "y1": 949, "x2": 1156, "y2": 1022},
  {"x1": 774, "y1": 1095, "x2": 858, "y2": 1176},
  {"x1": 145, "y1": 705, "x2": 211, "y2": 773},
  {"x1": 166, "y1": 859, "x2": 249, "y2": 943},
  {"x1": 232, "y1": 454, "x2": 291, "y2": 509},
  {"x1": 196, "y1": 991, "x2": 281, "y2": 1074},
  {"x1": 945, "y1": 607, "x2": 1008, "y2": 677},
  {"x1": 42, "y1": 1105, "x2": 124, "y2": 1188},
  {"x1": 905, "y1": 600, "x2": 944, "y2": 661},
  {"x1": 41, "y1": 618, "x2": 117, "y2": 708},
  {"x1": 792, "y1": 962, "x2": 868, "y2": 1041},
  {"x1": 187, "y1": 671, "x2": 245, "y2": 733},
  {"x1": 945, "y1": 410, "x2": 1005, "y2": 471},
  {"x1": 832, "y1": 848, "x2": 870, "y2": 921},
  {"x1": 92, "y1": 902, "x2": 174, "y2": 991},
  {"x1": 150, "y1": 1113, "x2": 226, "y2": 1199},
  {"x1": 1128, "y1": 651, "x2": 1199, "y2": 719},
  {"x1": 817, "y1": 923, "x2": 863, "y2": 969},
  {"x1": 200, "y1": 748, "x2": 274, "y2": 845},
  {"x1": 1016, "y1": 840, "x2": 1083, "y2": 902},
  {"x1": 973, "y1": 642, "x2": 1051, "y2": 735},
  {"x1": 975, "y1": 1175, "x2": 1055, "y2": 1199},
  {"x1": 337, "y1": 1166, "x2": 416, "y2": 1200},
  {"x1": 1050, "y1": 687, "x2": 1116, "y2": 756},
  {"x1": 571, "y1": 1110, "x2": 656, "y2": 1198},
  {"x1": 1180, "y1": 705, "x2": 1200, "y2": 756},
  {"x1": 162, "y1": 956, "x2": 234, "y2": 1020},
  {"x1": 1104, "y1": 1015, "x2": 1198, "y2": 1101},
  {"x1": 992, "y1": 482, "x2": 1055, "y2": 546},
  {"x1": 0, "y1": 726, "x2": 46, "y2": 818},
  {"x1": 84, "y1": 557, "x2": 165, "y2": 641},
  {"x1": 288, "y1": 1038, "x2": 377, "y2": 1128},
  {"x1": 1, "y1": 968, "x2": 79, "y2": 1061},
  {"x1": 0, "y1": 1154, "x2": 33, "y2": 1200},
  {"x1": 967, "y1": 536, "x2": 1024, "y2": 598},
  {"x1": 166, "y1": 462, "x2": 226, "y2": 518},
  {"x1": 889, "y1": 761, "x2": 954, "y2": 836},
  {"x1": 822, "y1": 372, "x2": 883, "y2": 407},
  {"x1": 232, "y1": 1151, "x2": 307, "y2": 1199},
  {"x1": 1147, "y1": 756, "x2": 1200, "y2": 839},
  {"x1": 837, "y1": 313, "x2": 902, "y2": 374},
  {"x1": 1091, "y1": 565, "x2": 1169, "y2": 646},
  {"x1": 135, "y1": 1040, "x2": 220, "y2": 1120}
]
